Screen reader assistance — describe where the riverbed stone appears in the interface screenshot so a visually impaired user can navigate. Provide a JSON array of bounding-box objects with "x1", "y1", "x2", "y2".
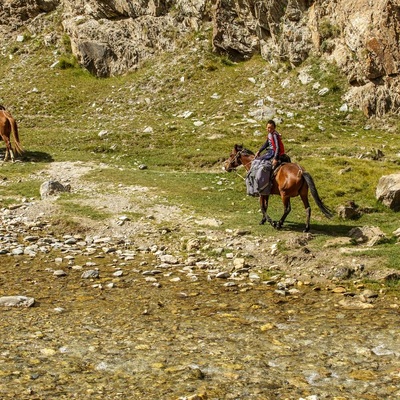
[
  {"x1": 0, "y1": 296, "x2": 35, "y2": 307},
  {"x1": 81, "y1": 270, "x2": 100, "y2": 279}
]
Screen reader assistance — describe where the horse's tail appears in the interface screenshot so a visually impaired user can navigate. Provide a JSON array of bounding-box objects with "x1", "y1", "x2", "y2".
[
  {"x1": 302, "y1": 171, "x2": 333, "y2": 218},
  {"x1": 5, "y1": 112, "x2": 24, "y2": 155}
]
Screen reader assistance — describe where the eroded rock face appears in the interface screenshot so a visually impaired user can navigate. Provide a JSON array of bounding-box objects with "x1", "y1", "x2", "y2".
[
  {"x1": 1, "y1": 0, "x2": 400, "y2": 116},
  {"x1": 213, "y1": 0, "x2": 313, "y2": 65},
  {"x1": 212, "y1": 0, "x2": 400, "y2": 117},
  {"x1": 317, "y1": 0, "x2": 400, "y2": 117},
  {"x1": 61, "y1": 0, "x2": 209, "y2": 77},
  {"x1": 0, "y1": 0, "x2": 59, "y2": 22}
]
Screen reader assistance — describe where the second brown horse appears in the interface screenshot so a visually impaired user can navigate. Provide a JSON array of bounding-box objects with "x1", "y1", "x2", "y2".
[
  {"x1": 0, "y1": 107, "x2": 24, "y2": 162},
  {"x1": 224, "y1": 144, "x2": 333, "y2": 232}
]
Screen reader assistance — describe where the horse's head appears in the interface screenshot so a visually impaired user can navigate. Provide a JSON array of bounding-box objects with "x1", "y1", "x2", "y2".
[
  {"x1": 224, "y1": 144, "x2": 254, "y2": 172},
  {"x1": 224, "y1": 144, "x2": 244, "y2": 172}
]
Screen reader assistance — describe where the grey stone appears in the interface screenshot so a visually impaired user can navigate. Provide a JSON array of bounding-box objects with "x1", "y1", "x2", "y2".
[{"x1": 0, "y1": 296, "x2": 35, "y2": 307}]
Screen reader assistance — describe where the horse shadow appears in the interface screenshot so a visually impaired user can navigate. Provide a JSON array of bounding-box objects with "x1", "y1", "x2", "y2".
[
  {"x1": 278, "y1": 220, "x2": 356, "y2": 236},
  {"x1": 0, "y1": 150, "x2": 54, "y2": 163}
]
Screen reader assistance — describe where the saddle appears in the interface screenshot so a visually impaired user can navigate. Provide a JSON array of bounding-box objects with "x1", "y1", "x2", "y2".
[
  {"x1": 279, "y1": 153, "x2": 291, "y2": 163},
  {"x1": 272, "y1": 153, "x2": 291, "y2": 175}
]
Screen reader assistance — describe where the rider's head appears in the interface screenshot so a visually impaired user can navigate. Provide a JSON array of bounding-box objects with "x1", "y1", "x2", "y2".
[{"x1": 267, "y1": 119, "x2": 276, "y2": 133}]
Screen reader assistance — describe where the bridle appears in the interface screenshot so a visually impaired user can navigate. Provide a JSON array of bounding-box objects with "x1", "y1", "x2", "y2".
[
  {"x1": 227, "y1": 150, "x2": 243, "y2": 169},
  {"x1": 225, "y1": 149, "x2": 254, "y2": 180}
]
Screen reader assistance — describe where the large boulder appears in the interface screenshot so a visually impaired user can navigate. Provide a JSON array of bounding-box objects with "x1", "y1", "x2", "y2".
[{"x1": 376, "y1": 173, "x2": 400, "y2": 211}]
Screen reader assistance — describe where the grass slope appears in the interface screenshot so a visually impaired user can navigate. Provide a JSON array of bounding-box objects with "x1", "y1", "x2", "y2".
[{"x1": 1, "y1": 28, "x2": 399, "y2": 271}]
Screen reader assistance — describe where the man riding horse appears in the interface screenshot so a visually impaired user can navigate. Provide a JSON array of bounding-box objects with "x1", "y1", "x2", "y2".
[{"x1": 224, "y1": 143, "x2": 332, "y2": 232}]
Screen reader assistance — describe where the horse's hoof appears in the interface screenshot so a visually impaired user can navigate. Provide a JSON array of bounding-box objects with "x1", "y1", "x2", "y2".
[
  {"x1": 259, "y1": 219, "x2": 266, "y2": 225},
  {"x1": 303, "y1": 227, "x2": 310, "y2": 233},
  {"x1": 275, "y1": 222, "x2": 283, "y2": 230}
]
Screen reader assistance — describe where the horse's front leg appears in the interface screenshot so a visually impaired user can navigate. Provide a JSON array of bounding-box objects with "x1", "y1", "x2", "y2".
[
  {"x1": 4, "y1": 148, "x2": 12, "y2": 162},
  {"x1": 276, "y1": 197, "x2": 291, "y2": 229},
  {"x1": 259, "y1": 195, "x2": 274, "y2": 227},
  {"x1": 3, "y1": 148, "x2": 9, "y2": 163},
  {"x1": 2, "y1": 138, "x2": 11, "y2": 162},
  {"x1": 4, "y1": 148, "x2": 14, "y2": 162}
]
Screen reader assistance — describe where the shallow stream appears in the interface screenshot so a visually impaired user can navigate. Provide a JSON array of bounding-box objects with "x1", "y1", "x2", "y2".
[{"x1": 1, "y1": 265, "x2": 399, "y2": 400}]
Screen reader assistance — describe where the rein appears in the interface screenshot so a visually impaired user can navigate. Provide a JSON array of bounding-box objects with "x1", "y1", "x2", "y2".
[{"x1": 234, "y1": 169, "x2": 246, "y2": 181}]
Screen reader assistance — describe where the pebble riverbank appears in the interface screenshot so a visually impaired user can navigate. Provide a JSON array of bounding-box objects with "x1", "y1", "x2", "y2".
[{"x1": 1, "y1": 199, "x2": 400, "y2": 399}]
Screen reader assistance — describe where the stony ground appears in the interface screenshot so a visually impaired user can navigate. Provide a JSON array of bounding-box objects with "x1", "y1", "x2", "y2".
[
  {"x1": 13, "y1": 161, "x2": 399, "y2": 285},
  {"x1": 1, "y1": 161, "x2": 399, "y2": 400}
]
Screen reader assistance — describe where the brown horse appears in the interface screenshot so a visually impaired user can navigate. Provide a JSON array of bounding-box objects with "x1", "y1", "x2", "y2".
[
  {"x1": 0, "y1": 107, "x2": 24, "y2": 162},
  {"x1": 224, "y1": 144, "x2": 333, "y2": 232}
]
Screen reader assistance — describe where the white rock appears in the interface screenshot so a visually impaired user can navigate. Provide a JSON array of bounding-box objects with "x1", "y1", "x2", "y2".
[
  {"x1": 281, "y1": 79, "x2": 290, "y2": 88},
  {"x1": 0, "y1": 296, "x2": 35, "y2": 307},
  {"x1": 298, "y1": 71, "x2": 314, "y2": 84},
  {"x1": 98, "y1": 130, "x2": 108, "y2": 137},
  {"x1": 318, "y1": 87, "x2": 329, "y2": 96}
]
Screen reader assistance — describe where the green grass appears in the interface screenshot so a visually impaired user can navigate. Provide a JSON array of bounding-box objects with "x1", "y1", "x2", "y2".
[{"x1": 57, "y1": 200, "x2": 111, "y2": 221}]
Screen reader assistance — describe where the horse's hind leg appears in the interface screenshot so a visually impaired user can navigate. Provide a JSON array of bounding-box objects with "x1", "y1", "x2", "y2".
[
  {"x1": 276, "y1": 197, "x2": 291, "y2": 229},
  {"x1": 8, "y1": 149, "x2": 15, "y2": 162},
  {"x1": 0, "y1": 128, "x2": 12, "y2": 162},
  {"x1": 300, "y1": 191, "x2": 311, "y2": 232}
]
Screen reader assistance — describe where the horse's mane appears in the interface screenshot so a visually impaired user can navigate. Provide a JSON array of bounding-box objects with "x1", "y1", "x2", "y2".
[
  {"x1": 235, "y1": 144, "x2": 255, "y2": 156},
  {"x1": 0, "y1": 105, "x2": 5, "y2": 111}
]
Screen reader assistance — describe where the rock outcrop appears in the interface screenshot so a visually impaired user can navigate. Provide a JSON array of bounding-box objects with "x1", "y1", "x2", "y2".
[
  {"x1": 1, "y1": 0, "x2": 400, "y2": 117},
  {"x1": 376, "y1": 173, "x2": 400, "y2": 211}
]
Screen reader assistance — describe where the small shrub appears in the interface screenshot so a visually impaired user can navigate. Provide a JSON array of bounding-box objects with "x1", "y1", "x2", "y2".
[
  {"x1": 320, "y1": 40, "x2": 335, "y2": 54},
  {"x1": 220, "y1": 56, "x2": 235, "y2": 66},
  {"x1": 319, "y1": 20, "x2": 341, "y2": 40},
  {"x1": 204, "y1": 61, "x2": 218, "y2": 71},
  {"x1": 58, "y1": 55, "x2": 78, "y2": 69},
  {"x1": 62, "y1": 34, "x2": 72, "y2": 53},
  {"x1": 10, "y1": 45, "x2": 20, "y2": 54}
]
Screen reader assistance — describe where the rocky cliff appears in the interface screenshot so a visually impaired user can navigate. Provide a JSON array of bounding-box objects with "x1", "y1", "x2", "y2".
[{"x1": 1, "y1": 0, "x2": 399, "y2": 117}]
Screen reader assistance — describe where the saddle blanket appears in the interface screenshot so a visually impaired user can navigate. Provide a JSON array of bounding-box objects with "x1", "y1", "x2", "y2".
[{"x1": 246, "y1": 159, "x2": 271, "y2": 197}]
